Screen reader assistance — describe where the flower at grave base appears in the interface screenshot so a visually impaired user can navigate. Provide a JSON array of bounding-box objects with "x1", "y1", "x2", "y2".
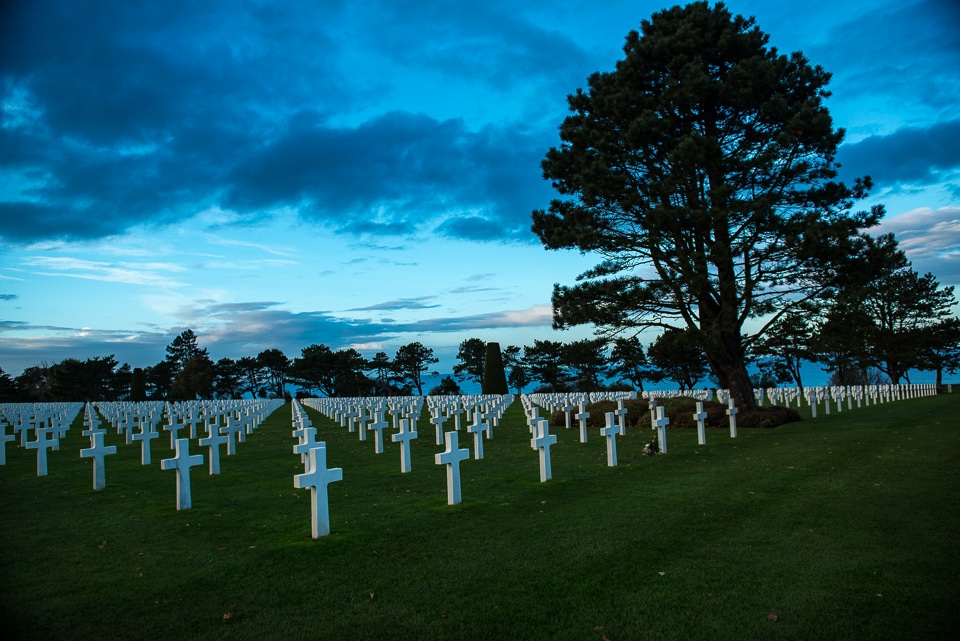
[{"x1": 643, "y1": 436, "x2": 660, "y2": 456}]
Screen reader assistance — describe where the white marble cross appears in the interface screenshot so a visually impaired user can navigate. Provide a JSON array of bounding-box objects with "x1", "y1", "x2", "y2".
[
  {"x1": 726, "y1": 398, "x2": 738, "y2": 437},
  {"x1": 654, "y1": 405, "x2": 670, "y2": 454},
  {"x1": 293, "y1": 426, "x2": 320, "y2": 464},
  {"x1": 25, "y1": 427, "x2": 58, "y2": 476},
  {"x1": 0, "y1": 425, "x2": 16, "y2": 465},
  {"x1": 368, "y1": 411, "x2": 390, "y2": 454},
  {"x1": 391, "y1": 418, "x2": 417, "y2": 473},
  {"x1": 294, "y1": 445, "x2": 343, "y2": 538},
  {"x1": 160, "y1": 438, "x2": 204, "y2": 510},
  {"x1": 163, "y1": 414, "x2": 187, "y2": 448},
  {"x1": 131, "y1": 423, "x2": 159, "y2": 465},
  {"x1": 600, "y1": 412, "x2": 619, "y2": 467},
  {"x1": 435, "y1": 430, "x2": 470, "y2": 505},
  {"x1": 693, "y1": 401, "x2": 708, "y2": 445},
  {"x1": 430, "y1": 411, "x2": 447, "y2": 446},
  {"x1": 575, "y1": 402, "x2": 590, "y2": 443},
  {"x1": 199, "y1": 427, "x2": 229, "y2": 475},
  {"x1": 533, "y1": 418, "x2": 558, "y2": 482},
  {"x1": 80, "y1": 430, "x2": 117, "y2": 490},
  {"x1": 466, "y1": 413, "x2": 489, "y2": 460},
  {"x1": 221, "y1": 419, "x2": 243, "y2": 456},
  {"x1": 614, "y1": 399, "x2": 628, "y2": 436}
]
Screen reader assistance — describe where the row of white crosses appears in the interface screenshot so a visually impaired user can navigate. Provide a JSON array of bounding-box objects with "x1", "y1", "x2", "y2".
[
  {"x1": 291, "y1": 395, "x2": 516, "y2": 537},
  {"x1": 751, "y1": 383, "x2": 939, "y2": 418},
  {"x1": 0, "y1": 402, "x2": 83, "y2": 473},
  {"x1": 520, "y1": 391, "x2": 740, "y2": 465},
  {"x1": 0, "y1": 399, "x2": 283, "y2": 511}
]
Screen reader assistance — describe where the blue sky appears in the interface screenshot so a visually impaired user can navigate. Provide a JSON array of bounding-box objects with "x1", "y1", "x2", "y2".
[{"x1": 1, "y1": 0, "x2": 958, "y2": 386}]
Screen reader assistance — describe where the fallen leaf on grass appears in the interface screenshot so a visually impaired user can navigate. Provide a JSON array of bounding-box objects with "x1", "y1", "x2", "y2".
[
  {"x1": 767, "y1": 614, "x2": 778, "y2": 622},
  {"x1": 222, "y1": 613, "x2": 232, "y2": 622}
]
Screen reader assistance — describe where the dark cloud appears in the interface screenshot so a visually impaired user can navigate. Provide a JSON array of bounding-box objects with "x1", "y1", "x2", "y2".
[
  {"x1": 225, "y1": 111, "x2": 553, "y2": 241},
  {"x1": 811, "y1": 0, "x2": 960, "y2": 114},
  {"x1": 838, "y1": 119, "x2": 960, "y2": 188},
  {"x1": 362, "y1": 0, "x2": 593, "y2": 92},
  {"x1": 0, "y1": 0, "x2": 567, "y2": 246}
]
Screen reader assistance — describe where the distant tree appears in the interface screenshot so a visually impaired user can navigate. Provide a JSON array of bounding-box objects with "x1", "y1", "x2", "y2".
[
  {"x1": 812, "y1": 304, "x2": 874, "y2": 386},
  {"x1": 0, "y1": 366, "x2": 17, "y2": 402},
  {"x1": 213, "y1": 358, "x2": 243, "y2": 399},
  {"x1": 15, "y1": 364, "x2": 52, "y2": 401},
  {"x1": 393, "y1": 342, "x2": 438, "y2": 396},
  {"x1": 46, "y1": 358, "x2": 86, "y2": 401},
  {"x1": 236, "y1": 356, "x2": 264, "y2": 398},
  {"x1": 481, "y1": 342, "x2": 509, "y2": 395},
  {"x1": 130, "y1": 367, "x2": 147, "y2": 401},
  {"x1": 750, "y1": 306, "x2": 817, "y2": 389},
  {"x1": 916, "y1": 317, "x2": 960, "y2": 388},
  {"x1": 145, "y1": 360, "x2": 175, "y2": 400},
  {"x1": 165, "y1": 329, "x2": 207, "y2": 374},
  {"x1": 40, "y1": 356, "x2": 125, "y2": 401},
  {"x1": 857, "y1": 267, "x2": 956, "y2": 383},
  {"x1": 170, "y1": 354, "x2": 216, "y2": 400},
  {"x1": 609, "y1": 336, "x2": 653, "y2": 392},
  {"x1": 562, "y1": 338, "x2": 609, "y2": 392},
  {"x1": 366, "y1": 351, "x2": 396, "y2": 396},
  {"x1": 524, "y1": 340, "x2": 569, "y2": 391},
  {"x1": 428, "y1": 375, "x2": 462, "y2": 396},
  {"x1": 647, "y1": 327, "x2": 709, "y2": 390},
  {"x1": 257, "y1": 349, "x2": 290, "y2": 398},
  {"x1": 503, "y1": 345, "x2": 530, "y2": 394},
  {"x1": 289, "y1": 344, "x2": 370, "y2": 397},
  {"x1": 329, "y1": 348, "x2": 372, "y2": 397},
  {"x1": 453, "y1": 338, "x2": 487, "y2": 387},
  {"x1": 109, "y1": 362, "x2": 132, "y2": 400},
  {"x1": 819, "y1": 240, "x2": 958, "y2": 383},
  {"x1": 531, "y1": 2, "x2": 882, "y2": 410}
]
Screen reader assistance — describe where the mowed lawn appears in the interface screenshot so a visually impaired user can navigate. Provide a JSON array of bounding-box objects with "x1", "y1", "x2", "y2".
[{"x1": 1, "y1": 393, "x2": 958, "y2": 641}]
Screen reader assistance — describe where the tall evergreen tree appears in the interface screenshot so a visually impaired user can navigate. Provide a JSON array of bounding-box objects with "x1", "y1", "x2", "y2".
[
  {"x1": 531, "y1": 2, "x2": 881, "y2": 410},
  {"x1": 481, "y1": 342, "x2": 508, "y2": 395}
]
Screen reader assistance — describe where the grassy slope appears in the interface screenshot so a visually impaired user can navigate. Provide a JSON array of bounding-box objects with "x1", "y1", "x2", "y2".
[{"x1": 1, "y1": 394, "x2": 957, "y2": 641}]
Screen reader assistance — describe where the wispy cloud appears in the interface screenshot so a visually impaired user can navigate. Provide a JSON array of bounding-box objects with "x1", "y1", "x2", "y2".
[
  {"x1": 877, "y1": 206, "x2": 960, "y2": 285},
  {"x1": 24, "y1": 257, "x2": 187, "y2": 288},
  {"x1": 348, "y1": 297, "x2": 441, "y2": 311}
]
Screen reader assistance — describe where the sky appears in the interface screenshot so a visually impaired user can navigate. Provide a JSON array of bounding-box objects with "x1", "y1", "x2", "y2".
[{"x1": 1, "y1": 0, "x2": 959, "y2": 389}]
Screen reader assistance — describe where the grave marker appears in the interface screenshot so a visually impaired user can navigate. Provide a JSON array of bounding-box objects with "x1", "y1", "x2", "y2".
[
  {"x1": 693, "y1": 401, "x2": 708, "y2": 445},
  {"x1": 600, "y1": 412, "x2": 619, "y2": 467},
  {"x1": 368, "y1": 411, "x2": 390, "y2": 454},
  {"x1": 466, "y1": 413, "x2": 489, "y2": 460},
  {"x1": 391, "y1": 419, "x2": 417, "y2": 473},
  {"x1": 80, "y1": 431, "x2": 117, "y2": 490},
  {"x1": 131, "y1": 424, "x2": 159, "y2": 465},
  {"x1": 160, "y1": 438, "x2": 204, "y2": 510},
  {"x1": 25, "y1": 427, "x2": 58, "y2": 476},
  {"x1": 654, "y1": 405, "x2": 670, "y2": 454},
  {"x1": 575, "y1": 402, "x2": 590, "y2": 443},
  {"x1": 294, "y1": 445, "x2": 343, "y2": 538},
  {"x1": 726, "y1": 398, "x2": 738, "y2": 437},
  {"x1": 200, "y1": 426, "x2": 230, "y2": 475},
  {"x1": 533, "y1": 418, "x2": 558, "y2": 482},
  {"x1": 435, "y1": 430, "x2": 470, "y2": 505},
  {"x1": 0, "y1": 425, "x2": 15, "y2": 465}
]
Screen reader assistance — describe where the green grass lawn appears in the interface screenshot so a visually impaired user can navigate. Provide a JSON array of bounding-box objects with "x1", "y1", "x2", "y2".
[{"x1": 1, "y1": 393, "x2": 958, "y2": 640}]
